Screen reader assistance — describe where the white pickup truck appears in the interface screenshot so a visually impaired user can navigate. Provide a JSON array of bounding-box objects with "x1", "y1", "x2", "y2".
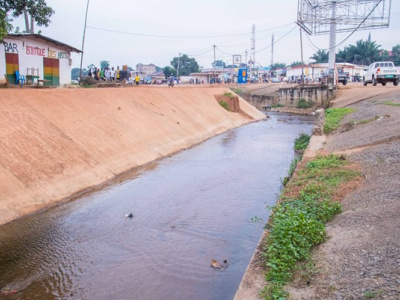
[{"x1": 363, "y1": 61, "x2": 399, "y2": 86}]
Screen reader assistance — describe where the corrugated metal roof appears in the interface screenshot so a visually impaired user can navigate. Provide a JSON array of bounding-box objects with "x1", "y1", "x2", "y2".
[{"x1": 6, "y1": 33, "x2": 81, "y2": 53}]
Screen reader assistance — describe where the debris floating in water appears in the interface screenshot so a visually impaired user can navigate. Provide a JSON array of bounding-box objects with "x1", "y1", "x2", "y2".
[{"x1": 211, "y1": 259, "x2": 223, "y2": 269}]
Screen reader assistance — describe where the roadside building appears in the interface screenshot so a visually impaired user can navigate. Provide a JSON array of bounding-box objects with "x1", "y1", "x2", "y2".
[
  {"x1": 286, "y1": 63, "x2": 367, "y2": 82},
  {"x1": 190, "y1": 68, "x2": 236, "y2": 84},
  {"x1": 136, "y1": 63, "x2": 157, "y2": 76},
  {"x1": 1, "y1": 33, "x2": 81, "y2": 86}
]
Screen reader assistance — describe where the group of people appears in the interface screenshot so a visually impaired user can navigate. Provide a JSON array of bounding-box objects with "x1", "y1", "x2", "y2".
[{"x1": 88, "y1": 66, "x2": 121, "y2": 81}]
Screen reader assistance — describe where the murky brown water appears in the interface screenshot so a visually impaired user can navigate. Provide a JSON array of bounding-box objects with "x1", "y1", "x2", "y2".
[{"x1": 0, "y1": 113, "x2": 313, "y2": 300}]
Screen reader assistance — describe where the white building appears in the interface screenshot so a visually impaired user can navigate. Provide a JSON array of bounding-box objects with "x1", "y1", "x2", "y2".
[
  {"x1": 286, "y1": 63, "x2": 367, "y2": 81},
  {"x1": 1, "y1": 33, "x2": 81, "y2": 86}
]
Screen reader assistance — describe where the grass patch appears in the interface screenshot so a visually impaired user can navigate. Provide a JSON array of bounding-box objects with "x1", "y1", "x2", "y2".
[
  {"x1": 363, "y1": 290, "x2": 382, "y2": 298},
  {"x1": 219, "y1": 101, "x2": 230, "y2": 111},
  {"x1": 271, "y1": 103, "x2": 285, "y2": 108},
  {"x1": 383, "y1": 101, "x2": 400, "y2": 107},
  {"x1": 230, "y1": 87, "x2": 243, "y2": 94},
  {"x1": 296, "y1": 98, "x2": 314, "y2": 109},
  {"x1": 223, "y1": 91, "x2": 234, "y2": 98},
  {"x1": 282, "y1": 157, "x2": 299, "y2": 186},
  {"x1": 324, "y1": 107, "x2": 355, "y2": 134},
  {"x1": 294, "y1": 134, "x2": 310, "y2": 151},
  {"x1": 260, "y1": 154, "x2": 360, "y2": 299}
]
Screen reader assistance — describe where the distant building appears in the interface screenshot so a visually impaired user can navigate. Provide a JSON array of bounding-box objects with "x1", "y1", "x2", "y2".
[
  {"x1": 190, "y1": 67, "x2": 236, "y2": 84},
  {"x1": 1, "y1": 33, "x2": 81, "y2": 86},
  {"x1": 286, "y1": 63, "x2": 367, "y2": 81},
  {"x1": 136, "y1": 63, "x2": 157, "y2": 76}
]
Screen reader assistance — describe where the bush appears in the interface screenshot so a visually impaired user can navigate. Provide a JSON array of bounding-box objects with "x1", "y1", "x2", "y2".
[
  {"x1": 296, "y1": 98, "x2": 314, "y2": 109},
  {"x1": 219, "y1": 101, "x2": 229, "y2": 111},
  {"x1": 294, "y1": 134, "x2": 310, "y2": 151}
]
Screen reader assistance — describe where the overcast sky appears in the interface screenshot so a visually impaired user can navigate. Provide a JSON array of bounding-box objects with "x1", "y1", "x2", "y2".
[{"x1": 9, "y1": 0, "x2": 400, "y2": 70}]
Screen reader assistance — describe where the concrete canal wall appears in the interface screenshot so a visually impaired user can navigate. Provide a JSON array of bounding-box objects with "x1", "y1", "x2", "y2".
[
  {"x1": 243, "y1": 85, "x2": 335, "y2": 111},
  {"x1": 0, "y1": 87, "x2": 265, "y2": 226}
]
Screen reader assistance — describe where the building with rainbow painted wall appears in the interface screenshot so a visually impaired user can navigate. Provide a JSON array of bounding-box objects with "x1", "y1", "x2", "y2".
[{"x1": 1, "y1": 34, "x2": 81, "y2": 86}]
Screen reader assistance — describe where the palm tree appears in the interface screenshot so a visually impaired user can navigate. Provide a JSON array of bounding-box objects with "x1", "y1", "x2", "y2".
[
  {"x1": 309, "y1": 49, "x2": 329, "y2": 63},
  {"x1": 336, "y1": 48, "x2": 349, "y2": 63},
  {"x1": 346, "y1": 40, "x2": 381, "y2": 65},
  {"x1": 392, "y1": 44, "x2": 400, "y2": 66},
  {"x1": 271, "y1": 62, "x2": 286, "y2": 69}
]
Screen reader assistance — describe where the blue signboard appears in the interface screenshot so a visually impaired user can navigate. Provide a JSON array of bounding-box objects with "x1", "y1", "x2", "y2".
[{"x1": 238, "y1": 68, "x2": 248, "y2": 84}]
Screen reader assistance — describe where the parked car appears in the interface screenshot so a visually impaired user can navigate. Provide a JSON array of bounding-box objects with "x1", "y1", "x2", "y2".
[
  {"x1": 327, "y1": 68, "x2": 350, "y2": 85},
  {"x1": 143, "y1": 76, "x2": 152, "y2": 84},
  {"x1": 270, "y1": 77, "x2": 280, "y2": 83}
]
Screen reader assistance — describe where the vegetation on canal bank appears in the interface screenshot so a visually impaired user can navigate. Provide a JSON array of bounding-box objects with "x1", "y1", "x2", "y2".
[
  {"x1": 324, "y1": 107, "x2": 355, "y2": 134},
  {"x1": 294, "y1": 134, "x2": 310, "y2": 151},
  {"x1": 260, "y1": 154, "x2": 360, "y2": 299}
]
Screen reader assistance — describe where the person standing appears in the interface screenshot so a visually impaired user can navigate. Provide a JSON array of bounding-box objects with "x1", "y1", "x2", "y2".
[
  {"x1": 135, "y1": 74, "x2": 140, "y2": 86},
  {"x1": 100, "y1": 68, "x2": 105, "y2": 81},
  {"x1": 110, "y1": 67, "x2": 116, "y2": 81},
  {"x1": 116, "y1": 66, "x2": 120, "y2": 81},
  {"x1": 105, "y1": 67, "x2": 111, "y2": 81}
]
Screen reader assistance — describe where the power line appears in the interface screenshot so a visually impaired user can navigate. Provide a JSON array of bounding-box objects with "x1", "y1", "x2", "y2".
[{"x1": 86, "y1": 22, "x2": 295, "y2": 39}]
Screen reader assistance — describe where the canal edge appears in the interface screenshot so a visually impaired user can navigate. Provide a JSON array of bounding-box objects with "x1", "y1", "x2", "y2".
[{"x1": 233, "y1": 112, "x2": 326, "y2": 300}]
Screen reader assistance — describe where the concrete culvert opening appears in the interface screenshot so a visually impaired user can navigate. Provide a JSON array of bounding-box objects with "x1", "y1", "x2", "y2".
[{"x1": 215, "y1": 93, "x2": 240, "y2": 112}]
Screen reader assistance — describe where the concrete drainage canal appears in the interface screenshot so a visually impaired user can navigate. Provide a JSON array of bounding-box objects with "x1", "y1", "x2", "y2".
[{"x1": 0, "y1": 113, "x2": 313, "y2": 300}]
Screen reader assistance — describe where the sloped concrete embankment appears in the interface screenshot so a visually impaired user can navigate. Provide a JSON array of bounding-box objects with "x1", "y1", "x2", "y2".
[{"x1": 0, "y1": 87, "x2": 265, "y2": 226}]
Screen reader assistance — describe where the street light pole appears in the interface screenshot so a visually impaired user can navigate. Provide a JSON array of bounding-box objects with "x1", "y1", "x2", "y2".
[{"x1": 79, "y1": 0, "x2": 90, "y2": 84}]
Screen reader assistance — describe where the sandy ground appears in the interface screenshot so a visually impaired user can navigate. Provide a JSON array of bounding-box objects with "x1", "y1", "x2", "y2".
[
  {"x1": 0, "y1": 86, "x2": 265, "y2": 226},
  {"x1": 235, "y1": 84, "x2": 400, "y2": 300}
]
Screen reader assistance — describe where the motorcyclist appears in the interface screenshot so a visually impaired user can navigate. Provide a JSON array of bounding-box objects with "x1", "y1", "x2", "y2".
[{"x1": 168, "y1": 74, "x2": 175, "y2": 87}]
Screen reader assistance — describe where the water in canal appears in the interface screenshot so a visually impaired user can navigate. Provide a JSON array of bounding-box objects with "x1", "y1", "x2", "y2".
[{"x1": 0, "y1": 113, "x2": 313, "y2": 300}]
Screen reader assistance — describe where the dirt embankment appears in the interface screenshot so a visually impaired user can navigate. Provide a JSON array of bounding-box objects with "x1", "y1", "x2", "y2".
[{"x1": 0, "y1": 87, "x2": 265, "y2": 226}]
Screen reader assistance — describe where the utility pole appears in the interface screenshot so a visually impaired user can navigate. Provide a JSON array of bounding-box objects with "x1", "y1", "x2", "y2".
[
  {"x1": 213, "y1": 45, "x2": 216, "y2": 83},
  {"x1": 245, "y1": 49, "x2": 248, "y2": 69},
  {"x1": 300, "y1": 26, "x2": 304, "y2": 85},
  {"x1": 329, "y1": 0, "x2": 337, "y2": 86},
  {"x1": 271, "y1": 34, "x2": 274, "y2": 69},
  {"x1": 79, "y1": 0, "x2": 90, "y2": 84},
  {"x1": 251, "y1": 24, "x2": 256, "y2": 77}
]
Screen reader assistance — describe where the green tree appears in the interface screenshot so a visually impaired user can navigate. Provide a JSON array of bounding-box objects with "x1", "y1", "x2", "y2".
[
  {"x1": 289, "y1": 61, "x2": 304, "y2": 67},
  {"x1": 100, "y1": 60, "x2": 110, "y2": 69},
  {"x1": 309, "y1": 49, "x2": 329, "y2": 63},
  {"x1": 271, "y1": 62, "x2": 286, "y2": 69},
  {"x1": 346, "y1": 40, "x2": 381, "y2": 65},
  {"x1": 0, "y1": 8, "x2": 11, "y2": 40},
  {"x1": 211, "y1": 60, "x2": 226, "y2": 68},
  {"x1": 336, "y1": 47, "x2": 349, "y2": 63},
  {"x1": 391, "y1": 44, "x2": 400, "y2": 66},
  {"x1": 170, "y1": 54, "x2": 200, "y2": 76},
  {"x1": 71, "y1": 67, "x2": 88, "y2": 80},
  {"x1": 163, "y1": 66, "x2": 176, "y2": 77},
  {"x1": 0, "y1": 0, "x2": 54, "y2": 35}
]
